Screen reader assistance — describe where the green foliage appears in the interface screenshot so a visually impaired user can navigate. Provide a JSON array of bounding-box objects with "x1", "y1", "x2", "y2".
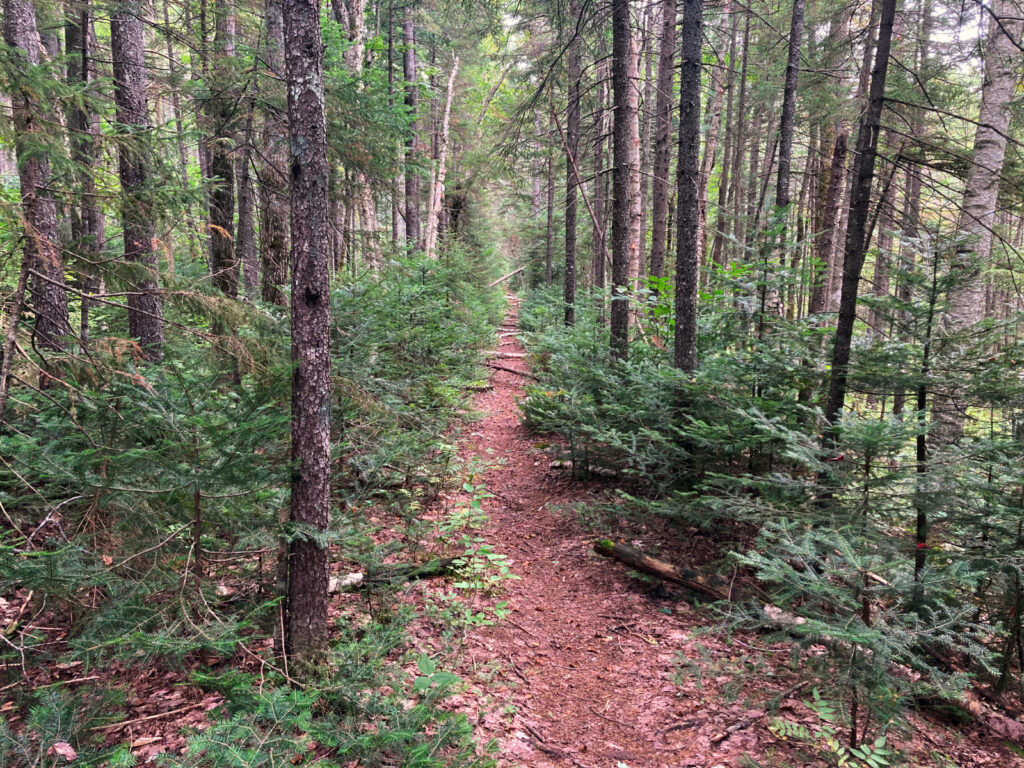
[
  {"x1": 770, "y1": 690, "x2": 895, "y2": 768},
  {"x1": 516, "y1": 278, "x2": 1024, "y2": 732},
  {"x1": 0, "y1": 247, "x2": 501, "y2": 764}
]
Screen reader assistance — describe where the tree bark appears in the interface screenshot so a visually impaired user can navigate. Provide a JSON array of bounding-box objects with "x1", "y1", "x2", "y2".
[
  {"x1": 284, "y1": 0, "x2": 332, "y2": 660},
  {"x1": 610, "y1": 0, "x2": 638, "y2": 359},
  {"x1": 933, "y1": 0, "x2": 1023, "y2": 443},
  {"x1": 5, "y1": 0, "x2": 71, "y2": 359},
  {"x1": 403, "y1": 9, "x2": 421, "y2": 245},
  {"x1": 824, "y1": 0, "x2": 898, "y2": 437},
  {"x1": 593, "y1": 540, "x2": 728, "y2": 601},
  {"x1": 423, "y1": 58, "x2": 459, "y2": 259},
  {"x1": 564, "y1": 0, "x2": 581, "y2": 325},
  {"x1": 65, "y1": 0, "x2": 104, "y2": 352},
  {"x1": 237, "y1": 107, "x2": 258, "y2": 297},
  {"x1": 111, "y1": 0, "x2": 165, "y2": 360},
  {"x1": 809, "y1": 128, "x2": 847, "y2": 315},
  {"x1": 775, "y1": 0, "x2": 805, "y2": 213},
  {"x1": 648, "y1": 0, "x2": 676, "y2": 282},
  {"x1": 592, "y1": 59, "x2": 608, "y2": 301},
  {"x1": 674, "y1": 0, "x2": 703, "y2": 372},
  {"x1": 207, "y1": 0, "x2": 238, "y2": 298},
  {"x1": 259, "y1": 0, "x2": 290, "y2": 306}
]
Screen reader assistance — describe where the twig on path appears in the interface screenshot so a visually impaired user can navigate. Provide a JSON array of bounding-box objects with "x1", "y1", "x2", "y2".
[
  {"x1": 590, "y1": 706, "x2": 633, "y2": 729},
  {"x1": 89, "y1": 702, "x2": 204, "y2": 731},
  {"x1": 504, "y1": 617, "x2": 539, "y2": 638},
  {"x1": 506, "y1": 653, "x2": 530, "y2": 683},
  {"x1": 485, "y1": 363, "x2": 539, "y2": 381}
]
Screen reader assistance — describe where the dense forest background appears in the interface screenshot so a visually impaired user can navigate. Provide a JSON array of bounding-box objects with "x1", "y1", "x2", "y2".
[{"x1": 4, "y1": 0, "x2": 1024, "y2": 764}]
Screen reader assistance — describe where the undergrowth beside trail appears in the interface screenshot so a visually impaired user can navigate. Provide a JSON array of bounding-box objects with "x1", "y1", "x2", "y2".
[
  {"x1": 517, "y1": 285, "x2": 1024, "y2": 756},
  {"x1": 0, "y1": 249, "x2": 503, "y2": 767}
]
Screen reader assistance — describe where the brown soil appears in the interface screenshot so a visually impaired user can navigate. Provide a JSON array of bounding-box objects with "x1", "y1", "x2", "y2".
[{"x1": 437, "y1": 297, "x2": 1023, "y2": 768}]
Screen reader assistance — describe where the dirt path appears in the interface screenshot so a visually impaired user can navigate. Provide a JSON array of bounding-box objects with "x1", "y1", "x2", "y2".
[
  {"x1": 444, "y1": 298, "x2": 749, "y2": 768},
  {"x1": 433, "y1": 298, "x2": 1022, "y2": 768}
]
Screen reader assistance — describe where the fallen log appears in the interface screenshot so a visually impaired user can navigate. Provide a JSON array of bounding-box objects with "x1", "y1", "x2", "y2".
[
  {"x1": 330, "y1": 557, "x2": 459, "y2": 592},
  {"x1": 593, "y1": 540, "x2": 730, "y2": 601},
  {"x1": 488, "y1": 267, "x2": 525, "y2": 288}
]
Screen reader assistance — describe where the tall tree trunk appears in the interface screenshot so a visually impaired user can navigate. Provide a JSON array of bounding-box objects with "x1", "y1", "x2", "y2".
[
  {"x1": 626, "y1": 32, "x2": 643, "y2": 287},
  {"x1": 809, "y1": 127, "x2": 847, "y2": 315},
  {"x1": 697, "y1": 3, "x2": 728, "y2": 275},
  {"x1": 284, "y1": 0, "x2": 331, "y2": 660},
  {"x1": 112, "y1": 0, "x2": 165, "y2": 360},
  {"x1": 237, "y1": 99, "x2": 258, "y2": 296},
  {"x1": 564, "y1": 0, "x2": 581, "y2": 325},
  {"x1": 674, "y1": 0, "x2": 703, "y2": 372},
  {"x1": 423, "y1": 58, "x2": 459, "y2": 259},
  {"x1": 403, "y1": 9, "x2": 421, "y2": 245},
  {"x1": 65, "y1": 0, "x2": 104, "y2": 351},
  {"x1": 592, "y1": 60, "x2": 608, "y2": 305},
  {"x1": 824, "y1": 0, "x2": 898, "y2": 436},
  {"x1": 775, "y1": 0, "x2": 805, "y2": 214},
  {"x1": 207, "y1": 0, "x2": 238, "y2": 298},
  {"x1": 259, "y1": 0, "x2": 289, "y2": 306},
  {"x1": 545, "y1": 142, "x2": 554, "y2": 287},
  {"x1": 648, "y1": 0, "x2": 676, "y2": 281},
  {"x1": 933, "y1": 0, "x2": 1023, "y2": 443},
  {"x1": 610, "y1": 0, "x2": 636, "y2": 358},
  {"x1": 4, "y1": 0, "x2": 71, "y2": 361},
  {"x1": 709, "y1": 6, "x2": 739, "y2": 272}
]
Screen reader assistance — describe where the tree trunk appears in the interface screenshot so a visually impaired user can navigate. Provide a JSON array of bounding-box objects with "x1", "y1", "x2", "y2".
[
  {"x1": 775, "y1": 0, "x2": 805, "y2": 214},
  {"x1": 610, "y1": 0, "x2": 638, "y2": 359},
  {"x1": 933, "y1": 0, "x2": 1023, "y2": 443},
  {"x1": 648, "y1": 0, "x2": 676, "y2": 282},
  {"x1": 259, "y1": 0, "x2": 290, "y2": 306},
  {"x1": 592, "y1": 59, "x2": 608, "y2": 302},
  {"x1": 697, "y1": 3, "x2": 728, "y2": 275},
  {"x1": 809, "y1": 128, "x2": 847, "y2": 315},
  {"x1": 545, "y1": 145, "x2": 554, "y2": 287},
  {"x1": 674, "y1": 0, "x2": 703, "y2": 372},
  {"x1": 284, "y1": 0, "x2": 332, "y2": 660},
  {"x1": 237, "y1": 106, "x2": 258, "y2": 297},
  {"x1": 709, "y1": 7, "x2": 738, "y2": 273},
  {"x1": 111, "y1": 0, "x2": 165, "y2": 360},
  {"x1": 65, "y1": 0, "x2": 104, "y2": 352},
  {"x1": 423, "y1": 58, "x2": 459, "y2": 259},
  {"x1": 564, "y1": 0, "x2": 581, "y2": 325},
  {"x1": 403, "y1": 9, "x2": 421, "y2": 245},
  {"x1": 823, "y1": 0, "x2": 898, "y2": 437},
  {"x1": 207, "y1": 0, "x2": 238, "y2": 299},
  {"x1": 5, "y1": 0, "x2": 71, "y2": 360}
]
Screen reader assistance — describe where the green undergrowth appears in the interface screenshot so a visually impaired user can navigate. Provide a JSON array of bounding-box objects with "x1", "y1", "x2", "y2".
[
  {"x1": 0, "y1": 248, "x2": 503, "y2": 766},
  {"x1": 516, "y1": 284, "x2": 1024, "y2": 748}
]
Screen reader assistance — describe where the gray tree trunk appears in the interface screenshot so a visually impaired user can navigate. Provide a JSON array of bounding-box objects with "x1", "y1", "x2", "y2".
[
  {"x1": 284, "y1": 0, "x2": 332, "y2": 660},
  {"x1": 674, "y1": 0, "x2": 703, "y2": 372},
  {"x1": 933, "y1": 0, "x2": 1023, "y2": 443}
]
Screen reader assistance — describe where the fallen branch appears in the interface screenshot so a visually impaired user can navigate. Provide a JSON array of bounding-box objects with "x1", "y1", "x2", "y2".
[
  {"x1": 330, "y1": 558, "x2": 460, "y2": 592},
  {"x1": 593, "y1": 540, "x2": 729, "y2": 601},
  {"x1": 485, "y1": 363, "x2": 539, "y2": 380},
  {"x1": 488, "y1": 267, "x2": 525, "y2": 288}
]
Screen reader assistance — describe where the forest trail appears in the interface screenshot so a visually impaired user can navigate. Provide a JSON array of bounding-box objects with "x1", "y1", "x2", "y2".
[{"x1": 443, "y1": 297, "x2": 764, "y2": 768}]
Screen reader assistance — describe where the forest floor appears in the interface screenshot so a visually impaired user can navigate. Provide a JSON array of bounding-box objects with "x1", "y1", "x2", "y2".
[{"x1": 427, "y1": 296, "x2": 1024, "y2": 768}]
